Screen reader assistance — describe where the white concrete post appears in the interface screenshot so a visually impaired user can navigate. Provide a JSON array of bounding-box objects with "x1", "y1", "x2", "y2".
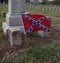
[
  {"x1": 8, "y1": 0, "x2": 26, "y2": 13},
  {"x1": 6, "y1": 0, "x2": 26, "y2": 26},
  {"x1": 2, "y1": 0, "x2": 26, "y2": 46}
]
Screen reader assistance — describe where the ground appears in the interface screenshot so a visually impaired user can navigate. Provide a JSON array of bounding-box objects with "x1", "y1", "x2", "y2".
[
  {"x1": 0, "y1": 25, "x2": 60, "y2": 62},
  {"x1": 0, "y1": 4, "x2": 60, "y2": 63}
]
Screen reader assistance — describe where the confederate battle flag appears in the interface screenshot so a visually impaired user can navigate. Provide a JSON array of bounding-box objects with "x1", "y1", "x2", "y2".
[{"x1": 22, "y1": 14, "x2": 50, "y2": 35}]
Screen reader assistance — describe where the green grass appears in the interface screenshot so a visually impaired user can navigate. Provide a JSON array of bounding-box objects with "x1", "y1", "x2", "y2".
[
  {"x1": 26, "y1": 5, "x2": 60, "y2": 17},
  {"x1": 0, "y1": 17, "x2": 5, "y2": 37},
  {"x1": 0, "y1": 3, "x2": 7, "y2": 15},
  {"x1": 4, "y1": 44, "x2": 60, "y2": 63},
  {"x1": 0, "y1": 3, "x2": 7, "y2": 37}
]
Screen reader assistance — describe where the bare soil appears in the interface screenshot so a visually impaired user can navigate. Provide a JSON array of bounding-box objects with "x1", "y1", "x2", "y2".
[{"x1": 0, "y1": 29, "x2": 60, "y2": 62}]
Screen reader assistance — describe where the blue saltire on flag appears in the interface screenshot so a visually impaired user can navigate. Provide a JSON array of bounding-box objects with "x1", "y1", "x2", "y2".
[{"x1": 22, "y1": 14, "x2": 50, "y2": 34}]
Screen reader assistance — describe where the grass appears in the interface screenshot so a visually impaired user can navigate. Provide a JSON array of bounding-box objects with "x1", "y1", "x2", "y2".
[
  {"x1": 4, "y1": 44, "x2": 60, "y2": 63},
  {"x1": 0, "y1": 3, "x2": 7, "y2": 15},
  {"x1": 0, "y1": 17, "x2": 5, "y2": 37},
  {"x1": 26, "y1": 5, "x2": 60, "y2": 17},
  {"x1": 0, "y1": 3, "x2": 7, "y2": 37}
]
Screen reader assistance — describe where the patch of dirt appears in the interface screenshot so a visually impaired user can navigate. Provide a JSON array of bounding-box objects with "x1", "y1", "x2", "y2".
[
  {"x1": 0, "y1": 36, "x2": 26, "y2": 61},
  {"x1": 0, "y1": 26, "x2": 60, "y2": 62}
]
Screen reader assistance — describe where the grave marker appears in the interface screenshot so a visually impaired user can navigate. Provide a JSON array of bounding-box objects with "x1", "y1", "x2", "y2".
[{"x1": 2, "y1": 0, "x2": 26, "y2": 46}]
